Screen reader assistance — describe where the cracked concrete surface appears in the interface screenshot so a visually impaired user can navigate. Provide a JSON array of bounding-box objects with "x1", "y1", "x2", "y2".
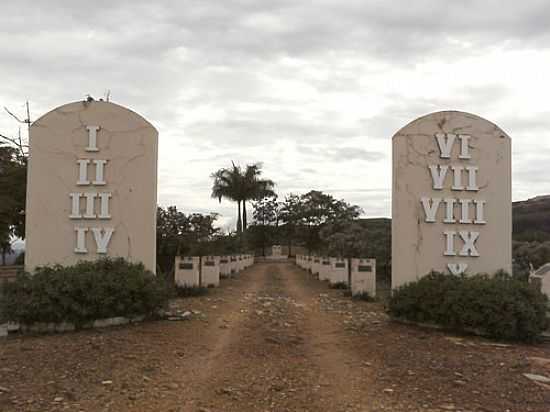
[
  {"x1": 392, "y1": 111, "x2": 511, "y2": 287},
  {"x1": 25, "y1": 100, "x2": 158, "y2": 272}
]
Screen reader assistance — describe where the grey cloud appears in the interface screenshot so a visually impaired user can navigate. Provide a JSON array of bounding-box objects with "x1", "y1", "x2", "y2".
[
  {"x1": 1, "y1": 1, "x2": 548, "y2": 221},
  {"x1": 297, "y1": 145, "x2": 384, "y2": 162},
  {"x1": 361, "y1": 84, "x2": 513, "y2": 140},
  {"x1": 185, "y1": 112, "x2": 364, "y2": 147},
  {"x1": 498, "y1": 113, "x2": 550, "y2": 135}
]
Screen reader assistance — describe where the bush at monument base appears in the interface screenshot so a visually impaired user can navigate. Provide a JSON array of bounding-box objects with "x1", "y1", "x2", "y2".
[
  {"x1": 1, "y1": 258, "x2": 170, "y2": 327},
  {"x1": 388, "y1": 272, "x2": 549, "y2": 342}
]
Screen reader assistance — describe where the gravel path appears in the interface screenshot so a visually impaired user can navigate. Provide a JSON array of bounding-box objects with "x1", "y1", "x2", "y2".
[{"x1": 0, "y1": 262, "x2": 549, "y2": 411}]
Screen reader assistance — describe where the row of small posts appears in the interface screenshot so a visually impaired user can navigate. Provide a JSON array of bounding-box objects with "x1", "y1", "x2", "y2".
[
  {"x1": 175, "y1": 254, "x2": 255, "y2": 288},
  {"x1": 295, "y1": 255, "x2": 376, "y2": 297}
]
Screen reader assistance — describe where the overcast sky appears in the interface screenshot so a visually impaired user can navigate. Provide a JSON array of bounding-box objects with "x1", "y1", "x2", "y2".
[{"x1": 1, "y1": 1, "x2": 549, "y2": 229}]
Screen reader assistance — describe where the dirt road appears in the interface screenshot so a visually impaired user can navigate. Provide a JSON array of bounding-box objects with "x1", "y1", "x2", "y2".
[{"x1": 1, "y1": 262, "x2": 549, "y2": 411}]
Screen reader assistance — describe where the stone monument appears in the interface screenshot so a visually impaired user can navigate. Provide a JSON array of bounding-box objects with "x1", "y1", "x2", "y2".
[
  {"x1": 392, "y1": 111, "x2": 511, "y2": 288},
  {"x1": 25, "y1": 100, "x2": 158, "y2": 272}
]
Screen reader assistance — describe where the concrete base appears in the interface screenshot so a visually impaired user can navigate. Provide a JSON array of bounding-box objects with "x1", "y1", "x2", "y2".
[
  {"x1": 220, "y1": 256, "x2": 231, "y2": 278},
  {"x1": 175, "y1": 256, "x2": 200, "y2": 287},
  {"x1": 329, "y1": 258, "x2": 348, "y2": 285},
  {"x1": 202, "y1": 256, "x2": 220, "y2": 287},
  {"x1": 351, "y1": 258, "x2": 376, "y2": 297},
  {"x1": 311, "y1": 258, "x2": 321, "y2": 276},
  {"x1": 319, "y1": 258, "x2": 331, "y2": 281}
]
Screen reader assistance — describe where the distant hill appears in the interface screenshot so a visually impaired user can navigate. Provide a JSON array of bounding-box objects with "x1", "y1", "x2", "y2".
[{"x1": 513, "y1": 195, "x2": 550, "y2": 241}]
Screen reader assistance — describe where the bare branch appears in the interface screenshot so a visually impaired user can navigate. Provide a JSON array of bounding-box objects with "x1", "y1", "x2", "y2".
[
  {"x1": 0, "y1": 133, "x2": 23, "y2": 147},
  {"x1": 0, "y1": 132, "x2": 28, "y2": 158},
  {"x1": 18, "y1": 127, "x2": 23, "y2": 152},
  {"x1": 4, "y1": 106, "x2": 25, "y2": 123}
]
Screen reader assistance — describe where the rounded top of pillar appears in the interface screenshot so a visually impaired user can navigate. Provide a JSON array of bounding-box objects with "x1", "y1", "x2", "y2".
[
  {"x1": 32, "y1": 99, "x2": 157, "y2": 133},
  {"x1": 392, "y1": 110, "x2": 510, "y2": 141}
]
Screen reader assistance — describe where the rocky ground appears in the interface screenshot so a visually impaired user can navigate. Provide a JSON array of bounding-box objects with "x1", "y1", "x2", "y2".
[{"x1": 0, "y1": 262, "x2": 549, "y2": 411}]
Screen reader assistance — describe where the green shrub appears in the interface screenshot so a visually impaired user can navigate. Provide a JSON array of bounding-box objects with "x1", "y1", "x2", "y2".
[
  {"x1": 0, "y1": 258, "x2": 170, "y2": 327},
  {"x1": 389, "y1": 271, "x2": 549, "y2": 342}
]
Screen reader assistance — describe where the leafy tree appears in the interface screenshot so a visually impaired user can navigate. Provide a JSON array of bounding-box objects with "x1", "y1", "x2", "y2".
[
  {"x1": 279, "y1": 194, "x2": 302, "y2": 255},
  {"x1": 320, "y1": 222, "x2": 368, "y2": 258},
  {"x1": 156, "y1": 206, "x2": 220, "y2": 274},
  {"x1": 241, "y1": 163, "x2": 275, "y2": 231},
  {"x1": 0, "y1": 144, "x2": 27, "y2": 264},
  {"x1": 249, "y1": 195, "x2": 279, "y2": 256},
  {"x1": 252, "y1": 195, "x2": 279, "y2": 227},
  {"x1": 513, "y1": 240, "x2": 550, "y2": 279},
  {"x1": 298, "y1": 190, "x2": 362, "y2": 252}
]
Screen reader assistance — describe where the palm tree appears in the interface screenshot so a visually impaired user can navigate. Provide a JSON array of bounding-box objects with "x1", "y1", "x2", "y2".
[
  {"x1": 211, "y1": 164, "x2": 244, "y2": 232},
  {"x1": 241, "y1": 163, "x2": 275, "y2": 231},
  {"x1": 210, "y1": 162, "x2": 275, "y2": 233}
]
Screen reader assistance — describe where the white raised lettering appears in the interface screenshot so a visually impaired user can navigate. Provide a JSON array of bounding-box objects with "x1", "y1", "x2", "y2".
[
  {"x1": 444, "y1": 231, "x2": 456, "y2": 256},
  {"x1": 459, "y1": 199, "x2": 472, "y2": 224},
  {"x1": 429, "y1": 165, "x2": 448, "y2": 190},
  {"x1": 435, "y1": 133, "x2": 455, "y2": 158},
  {"x1": 93, "y1": 160, "x2": 107, "y2": 185},
  {"x1": 98, "y1": 193, "x2": 112, "y2": 219},
  {"x1": 459, "y1": 231, "x2": 480, "y2": 257},
  {"x1": 83, "y1": 192, "x2": 96, "y2": 219},
  {"x1": 69, "y1": 193, "x2": 82, "y2": 219},
  {"x1": 458, "y1": 134, "x2": 471, "y2": 159},
  {"x1": 421, "y1": 197, "x2": 441, "y2": 223},
  {"x1": 448, "y1": 263, "x2": 468, "y2": 275},
  {"x1": 451, "y1": 165, "x2": 464, "y2": 191},
  {"x1": 86, "y1": 126, "x2": 100, "y2": 152},
  {"x1": 474, "y1": 200, "x2": 486, "y2": 224},
  {"x1": 466, "y1": 166, "x2": 479, "y2": 191},
  {"x1": 444, "y1": 198, "x2": 456, "y2": 223},
  {"x1": 92, "y1": 227, "x2": 114, "y2": 254},
  {"x1": 74, "y1": 227, "x2": 88, "y2": 253},
  {"x1": 77, "y1": 159, "x2": 90, "y2": 185}
]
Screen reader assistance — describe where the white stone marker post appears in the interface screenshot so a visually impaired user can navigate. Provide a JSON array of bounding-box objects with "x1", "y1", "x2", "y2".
[
  {"x1": 220, "y1": 256, "x2": 231, "y2": 278},
  {"x1": 201, "y1": 256, "x2": 220, "y2": 287},
  {"x1": 392, "y1": 111, "x2": 512, "y2": 288},
  {"x1": 175, "y1": 256, "x2": 200, "y2": 287},
  {"x1": 312, "y1": 257, "x2": 321, "y2": 276},
  {"x1": 351, "y1": 258, "x2": 376, "y2": 297},
  {"x1": 230, "y1": 256, "x2": 238, "y2": 276},
  {"x1": 305, "y1": 256, "x2": 312, "y2": 272},
  {"x1": 319, "y1": 257, "x2": 331, "y2": 281},
  {"x1": 25, "y1": 100, "x2": 158, "y2": 273},
  {"x1": 329, "y1": 257, "x2": 348, "y2": 285}
]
